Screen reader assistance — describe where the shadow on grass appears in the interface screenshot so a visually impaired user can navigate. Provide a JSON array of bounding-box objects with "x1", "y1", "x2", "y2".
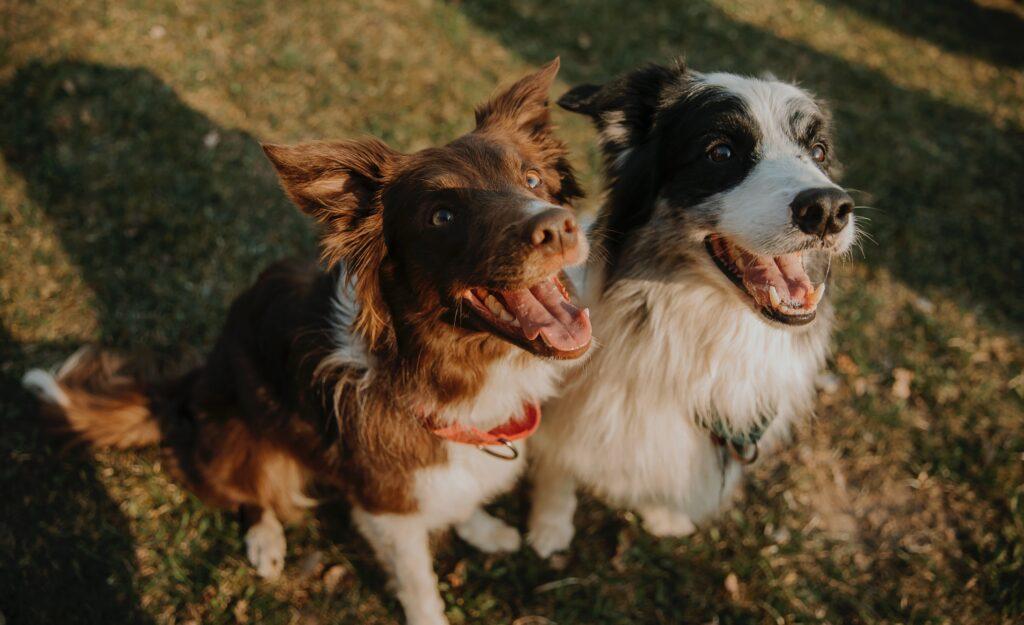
[
  {"x1": 459, "y1": 0, "x2": 1024, "y2": 328},
  {"x1": 0, "y1": 60, "x2": 314, "y2": 622},
  {"x1": 0, "y1": 327, "x2": 154, "y2": 625},
  {"x1": 827, "y1": 0, "x2": 1024, "y2": 69},
  {"x1": 0, "y1": 60, "x2": 312, "y2": 351}
]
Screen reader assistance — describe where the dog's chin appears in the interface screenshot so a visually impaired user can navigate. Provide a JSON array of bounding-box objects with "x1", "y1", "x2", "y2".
[
  {"x1": 459, "y1": 275, "x2": 592, "y2": 360},
  {"x1": 703, "y1": 234, "x2": 833, "y2": 328}
]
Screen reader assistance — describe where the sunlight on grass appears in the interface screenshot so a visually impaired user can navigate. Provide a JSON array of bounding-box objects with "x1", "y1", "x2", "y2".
[
  {"x1": 0, "y1": 162, "x2": 100, "y2": 344},
  {"x1": 713, "y1": 0, "x2": 1024, "y2": 127}
]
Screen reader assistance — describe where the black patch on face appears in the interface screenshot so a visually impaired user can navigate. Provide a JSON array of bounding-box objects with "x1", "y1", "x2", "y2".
[
  {"x1": 655, "y1": 88, "x2": 762, "y2": 227},
  {"x1": 559, "y1": 64, "x2": 763, "y2": 277}
]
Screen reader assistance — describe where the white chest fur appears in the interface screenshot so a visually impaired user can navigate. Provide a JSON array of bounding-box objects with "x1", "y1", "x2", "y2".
[
  {"x1": 412, "y1": 441, "x2": 527, "y2": 530},
  {"x1": 416, "y1": 351, "x2": 568, "y2": 526},
  {"x1": 534, "y1": 264, "x2": 830, "y2": 520}
]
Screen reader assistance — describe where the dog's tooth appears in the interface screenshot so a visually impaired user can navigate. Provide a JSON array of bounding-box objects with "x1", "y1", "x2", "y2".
[
  {"x1": 485, "y1": 294, "x2": 516, "y2": 322},
  {"x1": 768, "y1": 285, "x2": 781, "y2": 308},
  {"x1": 510, "y1": 318, "x2": 521, "y2": 327},
  {"x1": 583, "y1": 308, "x2": 590, "y2": 318},
  {"x1": 809, "y1": 282, "x2": 826, "y2": 307},
  {"x1": 485, "y1": 294, "x2": 503, "y2": 316}
]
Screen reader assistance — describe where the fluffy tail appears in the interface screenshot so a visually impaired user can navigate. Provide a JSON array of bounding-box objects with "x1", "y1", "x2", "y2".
[{"x1": 22, "y1": 347, "x2": 162, "y2": 449}]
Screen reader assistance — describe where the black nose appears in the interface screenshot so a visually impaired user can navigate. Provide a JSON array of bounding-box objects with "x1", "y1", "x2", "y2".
[
  {"x1": 527, "y1": 208, "x2": 579, "y2": 257},
  {"x1": 790, "y1": 188, "x2": 854, "y2": 237}
]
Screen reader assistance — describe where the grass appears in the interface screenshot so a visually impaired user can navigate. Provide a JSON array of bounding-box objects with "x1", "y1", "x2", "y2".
[{"x1": 1, "y1": 0, "x2": 1022, "y2": 623}]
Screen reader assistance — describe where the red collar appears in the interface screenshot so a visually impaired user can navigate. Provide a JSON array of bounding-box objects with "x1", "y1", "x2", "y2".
[{"x1": 424, "y1": 402, "x2": 541, "y2": 448}]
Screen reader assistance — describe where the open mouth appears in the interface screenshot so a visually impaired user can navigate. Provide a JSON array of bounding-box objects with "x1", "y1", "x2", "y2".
[
  {"x1": 462, "y1": 275, "x2": 592, "y2": 359},
  {"x1": 704, "y1": 234, "x2": 827, "y2": 326}
]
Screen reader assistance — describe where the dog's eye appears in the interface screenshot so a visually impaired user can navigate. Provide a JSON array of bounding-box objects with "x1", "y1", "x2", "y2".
[
  {"x1": 431, "y1": 208, "x2": 454, "y2": 226},
  {"x1": 810, "y1": 143, "x2": 827, "y2": 163},
  {"x1": 707, "y1": 143, "x2": 733, "y2": 163},
  {"x1": 525, "y1": 171, "x2": 542, "y2": 189}
]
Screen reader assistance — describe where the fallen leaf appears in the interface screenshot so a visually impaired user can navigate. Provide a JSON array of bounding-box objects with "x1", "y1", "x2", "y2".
[
  {"x1": 447, "y1": 559, "x2": 468, "y2": 588},
  {"x1": 232, "y1": 599, "x2": 249, "y2": 624},
  {"x1": 891, "y1": 368, "x2": 914, "y2": 400},
  {"x1": 724, "y1": 572, "x2": 741, "y2": 601},
  {"x1": 322, "y1": 564, "x2": 348, "y2": 592}
]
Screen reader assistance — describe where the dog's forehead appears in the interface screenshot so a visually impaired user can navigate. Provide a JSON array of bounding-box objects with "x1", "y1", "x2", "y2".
[
  {"x1": 405, "y1": 135, "x2": 529, "y2": 191},
  {"x1": 691, "y1": 73, "x2": 821, "y2": 145},
  {"x1": 697, "y1": 72, "x2": 815, "y2": 115}
]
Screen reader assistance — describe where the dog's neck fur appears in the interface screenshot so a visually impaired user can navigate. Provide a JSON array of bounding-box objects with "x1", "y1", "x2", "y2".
[{"x1": 577, "y1": 199, "x2": 832, "y2": 442}]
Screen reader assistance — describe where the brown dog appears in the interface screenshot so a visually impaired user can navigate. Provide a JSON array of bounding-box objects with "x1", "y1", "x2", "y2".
[{"x1": 23, "y1": 59, "x2": 590, "y2": 625}]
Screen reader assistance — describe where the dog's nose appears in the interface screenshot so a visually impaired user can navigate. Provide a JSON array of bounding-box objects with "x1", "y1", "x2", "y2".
[
  {"x1": 527, "y1": 208, "x2": 579, "y2": 257},
  {"x1": 790, "y1": 188, "x2": 854, "y2": 237}
]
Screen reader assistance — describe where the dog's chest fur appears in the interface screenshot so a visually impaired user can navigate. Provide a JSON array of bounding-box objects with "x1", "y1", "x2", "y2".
[
  {"x1": 325, "y1": 275, "x2": 562, "y2": 518},
  {"x1": 411, "y1": 353, "x2": 559, "y2": 528},
  {"x1": 537, "y1": 261, "x2": 830, "y2": 519}
]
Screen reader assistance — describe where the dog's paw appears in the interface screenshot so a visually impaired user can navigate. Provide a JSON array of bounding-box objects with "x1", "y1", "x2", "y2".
[
  {"x1": 482, "y1": 520, "x2": 523, "y2": 553},
  {"x1": 639, "y1": 506, "x2": 696, "y2": 538},
  {"x1": 245, "y1": 516, "x2": 287, "y2": 579},
  {"x1": 455, "y1": 511, "x2": 522, "y2": 554},
  {"x1": 527, "y1": 518, "x2": 575, "y2": 558},
  {"x1": 404, "y1": 609, "x2": 449, "y2": 625}
]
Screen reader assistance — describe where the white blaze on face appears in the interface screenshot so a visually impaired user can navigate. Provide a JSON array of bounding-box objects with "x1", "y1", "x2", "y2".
[{"x1": 699, "y1": 73, "x2": 853, "y2": 256}]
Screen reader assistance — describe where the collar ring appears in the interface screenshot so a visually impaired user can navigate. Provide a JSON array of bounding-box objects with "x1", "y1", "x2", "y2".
[{"x1": 479, "y1": 438, "x2": 518, "y2": 461}]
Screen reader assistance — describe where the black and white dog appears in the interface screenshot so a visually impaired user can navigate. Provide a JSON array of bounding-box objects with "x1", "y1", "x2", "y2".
[{"x1": 528, "y1": 63, "x2": 857, "y2": 554}]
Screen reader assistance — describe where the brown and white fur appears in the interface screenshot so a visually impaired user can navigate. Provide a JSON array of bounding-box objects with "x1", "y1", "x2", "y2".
[
  {"x1": 527, "y1": 63, "x2": 857, "y2": 555},
  {"x1": 23, "y1": 60, "x2": 591, "y2": 625}
]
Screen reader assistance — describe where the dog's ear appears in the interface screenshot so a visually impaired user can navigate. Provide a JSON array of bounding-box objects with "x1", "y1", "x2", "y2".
[
  {"x1": 559, "y1": 65, "x2": 681, "y2": 284},
  {"x1": 556, "y1": 83, "x2": 603, "y2": 116},
  {"x1": 263, "y1": 139, "x2": 399, "y2": 352},
  {"x1": 262, "y1": 139, "x2": 396, "y2": 222},
  {"x1": 475, "y1": 58, "x2": 560, "y2": 138},
  {"x1": 558, "y1": 63, "x2": 679, "y2": 161},
  {"x1": 474, "y1": 58, "x2": 583, "y2": 205}
]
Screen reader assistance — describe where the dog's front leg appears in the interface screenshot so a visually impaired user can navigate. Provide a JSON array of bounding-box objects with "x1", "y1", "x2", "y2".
[
  {"x1": 352, "y1": 508, "x2": 447, "y2": 625},
  {"x1": 527, "y1": 456, "x2": 578, "y2": 558}
]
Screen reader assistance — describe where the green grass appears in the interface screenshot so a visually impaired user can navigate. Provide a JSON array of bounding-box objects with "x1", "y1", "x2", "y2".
[{"x1": 1, "y1": 1, "x2": 1022, "y2": 623}]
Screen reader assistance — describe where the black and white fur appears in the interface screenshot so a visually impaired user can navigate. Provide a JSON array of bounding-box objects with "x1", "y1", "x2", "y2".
[{"x1": 528, "y1": 63, "x2": 857, "y2": 553}]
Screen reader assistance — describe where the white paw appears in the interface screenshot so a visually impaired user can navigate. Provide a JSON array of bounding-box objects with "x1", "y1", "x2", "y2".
[
  {"x1": 481, "y1": 520, "x2": 522, "y2": 553},
  {"x1": 455, "y1": 511, "x2": 522, "y2": 554},
  {"x1": 640, "y1": 507, "x2": 696, "y2": 538},
  {"x1": 404, "y1": 608, "x2": 449, "y2": 625},
  {"x1": 245, "y1": 518, "x2": 286, "y2": 579},
  {"x1": 527, "y1": 517, "x2": 575, "y2": 558},
  {"x1": 398, "y1": 586, "x2": 449, "y2": 625}
]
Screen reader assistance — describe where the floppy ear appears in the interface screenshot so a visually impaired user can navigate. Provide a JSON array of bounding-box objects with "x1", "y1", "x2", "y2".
[
  {"x1": 475, "y1": 57, "x2": 561, "y2": 138},
  {"x1": 558, "y1": 63, "x2": 678, "y2": 160},
  {"x1": 263, "y1": 139, "x2": 399, "y2": 352}
]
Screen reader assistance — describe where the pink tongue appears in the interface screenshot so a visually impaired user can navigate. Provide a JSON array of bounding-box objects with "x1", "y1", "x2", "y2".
[
  {"x1": 742, "y1": 252, "x2": 813, "y2": 304},
  {"x1": 500, "y1": 280, "x2": 592, "y2": 352}
]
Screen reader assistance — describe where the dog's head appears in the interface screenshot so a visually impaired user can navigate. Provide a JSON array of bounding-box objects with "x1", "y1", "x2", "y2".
[
  {"x1": 264, "y1": 60, "x2": 592, "y2": 359},
  {"x1": 560, "y1": 62, "x2": 856, "y2": 327}
]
